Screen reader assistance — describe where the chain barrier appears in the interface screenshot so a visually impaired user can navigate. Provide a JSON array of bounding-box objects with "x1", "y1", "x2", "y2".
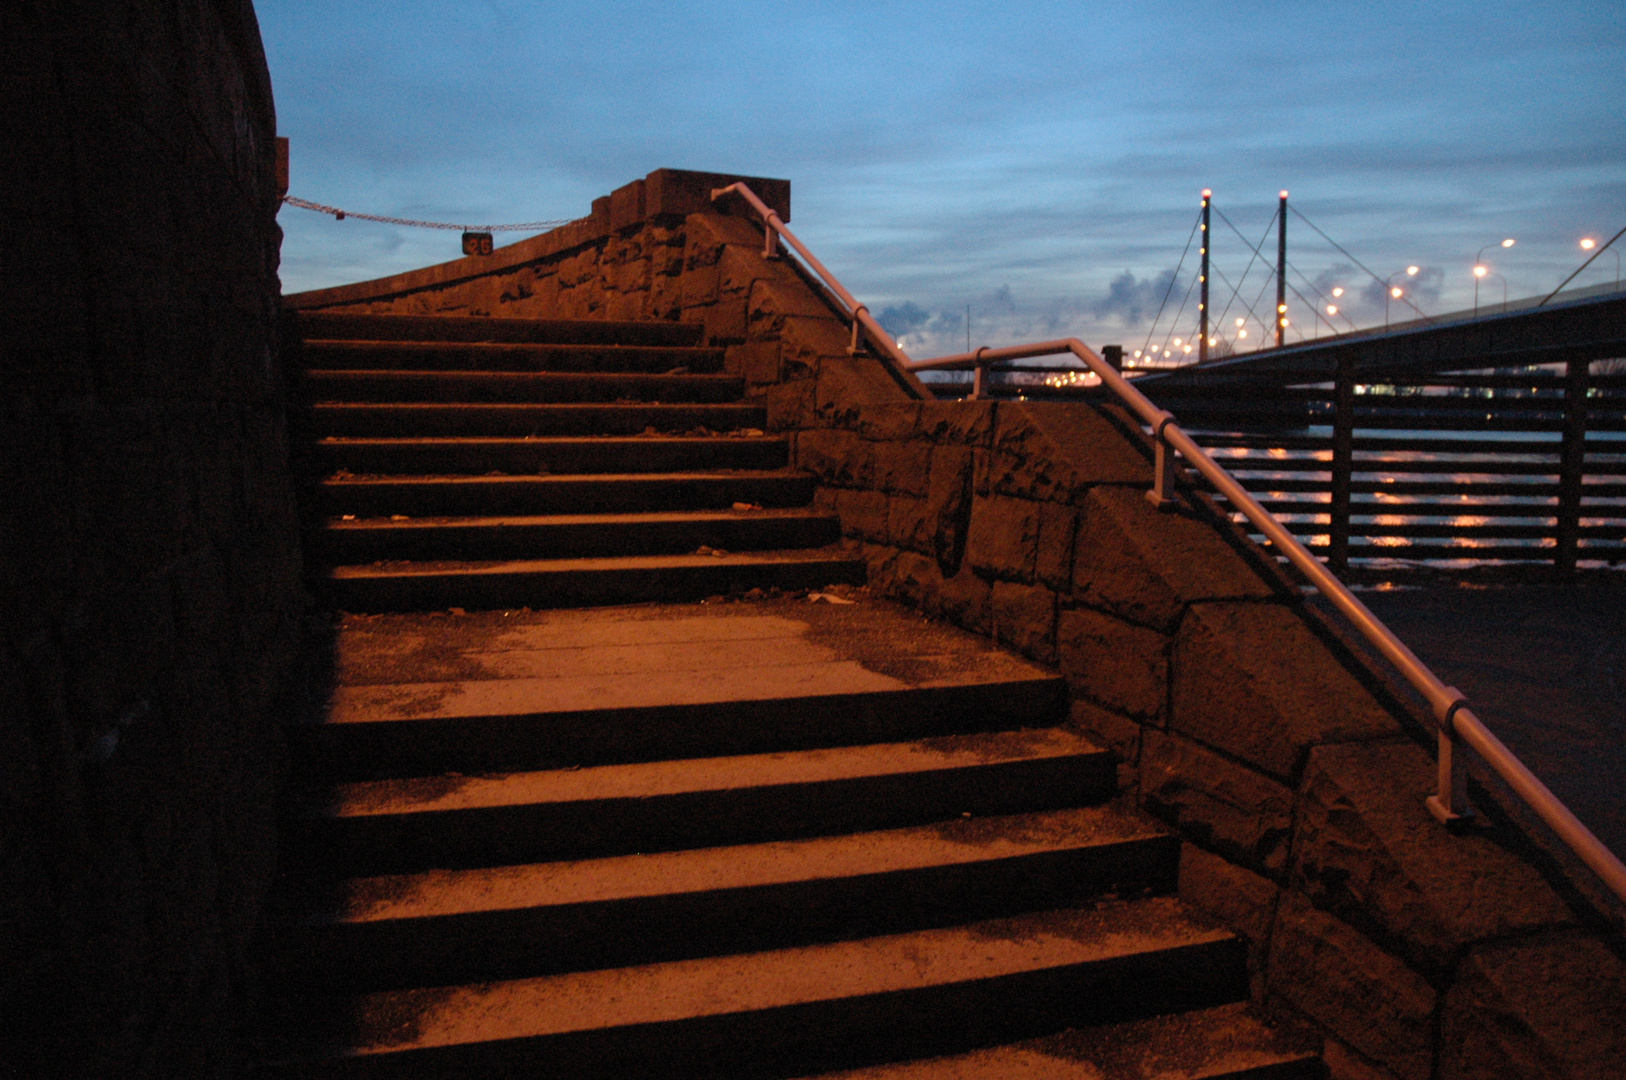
[{"x1": 280, "y1": 195, "x2": 576, "y2": 233}]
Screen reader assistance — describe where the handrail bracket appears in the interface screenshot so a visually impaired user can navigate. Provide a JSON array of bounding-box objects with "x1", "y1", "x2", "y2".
[{"x1": 1426, "y1": 690, "x2": 1475, "y2": 826}]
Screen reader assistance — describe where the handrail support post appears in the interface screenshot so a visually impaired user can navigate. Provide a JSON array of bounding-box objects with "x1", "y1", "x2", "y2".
[
  {"x1": 1427, "y1": 690, "x2": 1475, "y2": 825},
  {"x1": 1146, "y1": 414, "x2": 1178, "y2": 510},
  {"x1": 848, "y1": 305, "x2": 869, "y2": 356}
]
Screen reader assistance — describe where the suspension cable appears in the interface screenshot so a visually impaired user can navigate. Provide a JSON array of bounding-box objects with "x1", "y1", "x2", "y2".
[
  {"x1": 1289, "y1": 205, "x2": 1430, "y2": 321},
  {"x1": 1138, "y1": 208, "x2": 1203, "y2": 359},
  {"x1": 280, "y1": 194, "x2": 577, "y2": 233}
]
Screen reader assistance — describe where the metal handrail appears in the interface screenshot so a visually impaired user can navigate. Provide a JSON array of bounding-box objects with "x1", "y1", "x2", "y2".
[{"x1": 711, "y1": 183, "x2": 1626, "y2": 906}]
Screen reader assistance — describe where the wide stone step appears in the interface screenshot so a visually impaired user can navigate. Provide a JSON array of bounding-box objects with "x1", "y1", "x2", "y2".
[
  {"x1": 317, "y1": 509, "x2": 840, "y2": 563},
  {"x1": 266, "y1": 807, "x2": 1179, "y2": 991},
  {"x1": 302, "y1": 370, "x2": 744, "y2": 404},
  {"x1": 792, "y1": 1002, "x2": 1323, "y2": 1080},
  {"x1": 295, "y1": 311, "x2": 705, "y2": 347},
  {"x1": 289, "y1": 603, "x2": 1067, "y2": 780},
  {"x1": 324, "y1": 547, "x2": 867, "y2": 616},
  {"x1": 308, "y1": 401, "x2": 764, "y2": 437},
  {"x1": 315, "y1": 470, "x2": 818, "y2": 518},
  {"x1": 306, "y1": 435, "x2": 786, "y2": 476},
  {"x1": 292, "y1": 727, "x2": 1117, "y2": 874},
  {"x1": 300, "y1": 339, "x2": 724, "y2": 373},
  {"x1": 254, "y1": 899, "x2": 1244, "y2": 1079}
]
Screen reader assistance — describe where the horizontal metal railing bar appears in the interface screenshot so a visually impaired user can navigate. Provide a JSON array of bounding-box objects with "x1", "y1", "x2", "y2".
[
  {"x1": 1220, "y1": 459, "x2": 1573, "y2": 475},
  {"x1": 715, "y1": 184, "x2": 1626, "y2": 908},
  {"x1": 1235, "y1": 481, "x2": 1626, "y2": 498}
]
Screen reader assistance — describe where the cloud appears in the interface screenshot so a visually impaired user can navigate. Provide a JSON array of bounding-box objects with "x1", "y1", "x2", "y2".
[{"x1": 1088, "y1": 269, "x2": 1185, "y2": 326}]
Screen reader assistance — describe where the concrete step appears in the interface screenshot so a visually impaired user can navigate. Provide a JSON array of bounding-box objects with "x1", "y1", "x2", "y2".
[
  {"x1": 317, "y1": 509, "x2": 841, "y2": 563},
  {"x1": 300, "y1": 339, "x2": 724, "y2": 373},
  {"x1": 294, "y1": 311, "x2": 705, "y2": 347},
  {"x1": 266, "y1": 807, "x2": 1179, "y2": 991},
  {"x1": 324, "y1": 547, "x2": 867, "y2": 615},
  {"x1": 302, "y1": 369, "x2": 744, "y2": 404},
  {"x1": 288, "y1": 601, "x2": 1067, "y2": 780},
  {"x1": 306, "y1": 435, "x2": 786, "y2": 476},
  {"x1": 792, "y1": 1002, "x2": 1323, "y2": 1080},
  {"x1": 307, "y1": 401, "x2": 765, "y2": 438},
  {"x1": 292, "y1": 727, "x2": 1117, "y2": 874},
  {"x1": 255, "y1": 898, "x2": 1244, "y2": 1079},
  {"x1": 315, "y1": 470, "x2": 818, "y2": 518}
]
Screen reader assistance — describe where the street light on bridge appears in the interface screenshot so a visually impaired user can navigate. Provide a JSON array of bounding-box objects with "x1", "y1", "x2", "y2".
[
  {"x1": 1473, "y1": 239, "x2": 1515, "y2": 314},
  {"x1": 1581, "y1": 237, "x2": 1621, "y2": 289},
  {"x1": 1385, "y1": 266, "x2": 1419, "y2": 328}
]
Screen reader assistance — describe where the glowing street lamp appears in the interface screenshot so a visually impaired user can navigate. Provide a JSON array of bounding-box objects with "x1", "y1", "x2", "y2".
[
  {"x1": 1581, "y1": 237, "x2": 1621, "y2": 289},
  {"x1": 1384, "y1": 266, "x2": 1418, "y2": 328},
  {"x1": 1472, "y1": 239, "x2": 1514, "y2": 314}
]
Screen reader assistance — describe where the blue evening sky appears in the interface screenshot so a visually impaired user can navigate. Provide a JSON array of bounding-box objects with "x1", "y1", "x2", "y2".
[{"x1": 260, "y1": 0, "x2": 1624, "y2": 357}]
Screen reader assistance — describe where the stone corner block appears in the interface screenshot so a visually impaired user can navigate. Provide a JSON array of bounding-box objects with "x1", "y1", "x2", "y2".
[
  {"x1": 1172, "y1": 601, "x2": 1402, "y2": 782},
  {"x1": 1140, "y1": 727, "x2": 1295, "y2": 877},
  {"x1": 1057, "y1": 606, "x2": 1167, "y2": 721},
  {"x1": 1074, "y1": 484, "x2": 1284, "y2": 632},
  {"x1": 1439, "y1": 931, "x2": 1626, "y2": 1080},
  {"x1": 1295, "y1": 739, "x2": 1575, "y2": 980},
  {"x1": 1268, "y1": 892, "x2": 1437, "y2": 1080}
]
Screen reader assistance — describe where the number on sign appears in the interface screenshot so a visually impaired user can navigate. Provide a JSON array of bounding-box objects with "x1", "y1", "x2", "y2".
[{"x1": 462, "y1": 231, "x2": 494, "y2": 257}]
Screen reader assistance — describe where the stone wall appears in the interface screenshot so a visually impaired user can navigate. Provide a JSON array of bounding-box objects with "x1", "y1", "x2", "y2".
[
  {"x1": 291, "y1": 177, "x2": 1625, "y2": 1080},
  {"x1": 1, "y1": 3, "x2": 302, "y2": 1076}
]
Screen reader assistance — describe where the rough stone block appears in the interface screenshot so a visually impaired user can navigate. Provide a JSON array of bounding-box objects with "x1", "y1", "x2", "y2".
[
  {"x1": 1067, "y1": 697, "x2": 1142, "y2": 778},
  {"x1": 1074, "y1": 485, "x2": 1283, "y2": 632},
  {"x1": 926, "y1": 444, "x2": 975, "y2": 575},
  {"x1": 964, "y1": 493, "x2": 1040, "y2": 581},
  {"x1": 1439, "y1": 932, "x2": 1626, "y2": 1080},
  {"x1": 1140, "y1": 729, "x2": 1295, "y2": 876},
  {"x1": 917, "y1": 400, "x2": 994, "y2": 446},
  {"x1": 852, "y1": 403, "x2": 921, "y2": 442},
  {"x1": 680, "y1": 261, "x2": 720, "y2": 307},
  {"x1": 765, "y1": 377, "x2": 815, "y2": 431},
  {"x1": 872, "y1": 439, "x2": 932, "y2": 497},
  {"x1": 795, "y1": 427, "x2": 874, "y2": 487},
  {"x1": 699, "y1": 295, "x2": 748, "y2": 342},
  {"x1": 1269, "y1": 893, "x2": 1437, "y2": 1080},
  {"x1": 728, "y1": 341, "x2": 782, "y2": 385},
  {"x1": 815, "y1": 356, "x2": 912, "y2": 427},
  {"x1": 933, "y1": 564, "x2": 992, "y2": 634},
  {"x1": 1172, "y1": 601, "x2": 1402, "y2": 782},
  {"x1": 779, "y1": 315, "x2": 853, "y2": 370},
  {"x1": 683, "y1": 212, "x2": 761, "y2": 267},
  {"x1": 992, "y1": 580, "x2": 1057, "y2": 662},
  {"x1": 887, "y1": 494, "x2": 933, "y2": 554},
  {"x1": 873, "y1": 547, "x2": 943, "y2": 610},
  {"x1": 749, "y1": 276, "x2": 832, "y2": 329},
  {"x1": 1035, "y1": 502, "x2": 1079, "y2": 590},
  {"x1": 1057, "y1": 606, "x2": 1166, "y2": 719},
  {"x1": 1294, "y1": 740, "x2": 1575, "y2": 979},
  {"x1": 992, "y1": 401, "x2": 1152, "y2": 491},
  {"x1": 1179, "y1": 842, "x2": 1279, "y2": 998},
  {"x1": 835, "y1": 488, "x2": 889, "y2": 543}
]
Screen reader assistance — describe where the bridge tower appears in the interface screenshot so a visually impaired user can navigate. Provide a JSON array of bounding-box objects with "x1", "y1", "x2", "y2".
[
  {"x1": 1199, "y1": 190, "x2": 1211, "y2": 363},
  {"x1": 1276, "y1": 191, "x2": 1288, "y2": 348}
]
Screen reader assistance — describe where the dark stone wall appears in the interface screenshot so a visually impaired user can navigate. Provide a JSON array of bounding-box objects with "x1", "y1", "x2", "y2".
[{"x1": 0, "y1": 2, "x2": 302, "y2": 1075}]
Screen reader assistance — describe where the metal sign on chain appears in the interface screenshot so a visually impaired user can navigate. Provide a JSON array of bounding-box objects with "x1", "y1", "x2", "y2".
[{"x1": 461, "y1": 231, "x2": 494, "y2": 257}]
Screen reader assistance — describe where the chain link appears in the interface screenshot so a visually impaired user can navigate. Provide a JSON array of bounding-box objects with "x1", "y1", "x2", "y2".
[{"x1": 281, "y1": 195, "x2": 576, "y2": 232}]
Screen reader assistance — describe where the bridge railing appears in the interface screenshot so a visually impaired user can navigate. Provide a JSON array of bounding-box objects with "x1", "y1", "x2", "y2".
[{"x1": 712, "y1": 180, "x2": 1626, "y2": 907}]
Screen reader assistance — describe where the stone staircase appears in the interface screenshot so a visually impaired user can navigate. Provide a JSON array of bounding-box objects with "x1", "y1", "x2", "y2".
[
  {"x1": 291, "y1": 310, "x2": 864, "y2": 611},
  {"x1": 254, "y1": 311, "x2": 1323, "y2": 1078}
]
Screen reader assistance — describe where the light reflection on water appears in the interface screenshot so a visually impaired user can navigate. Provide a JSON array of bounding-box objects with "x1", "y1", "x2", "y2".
[{"x1": 1197, "y1": 428, "x2": 1626, "y2": 563}]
